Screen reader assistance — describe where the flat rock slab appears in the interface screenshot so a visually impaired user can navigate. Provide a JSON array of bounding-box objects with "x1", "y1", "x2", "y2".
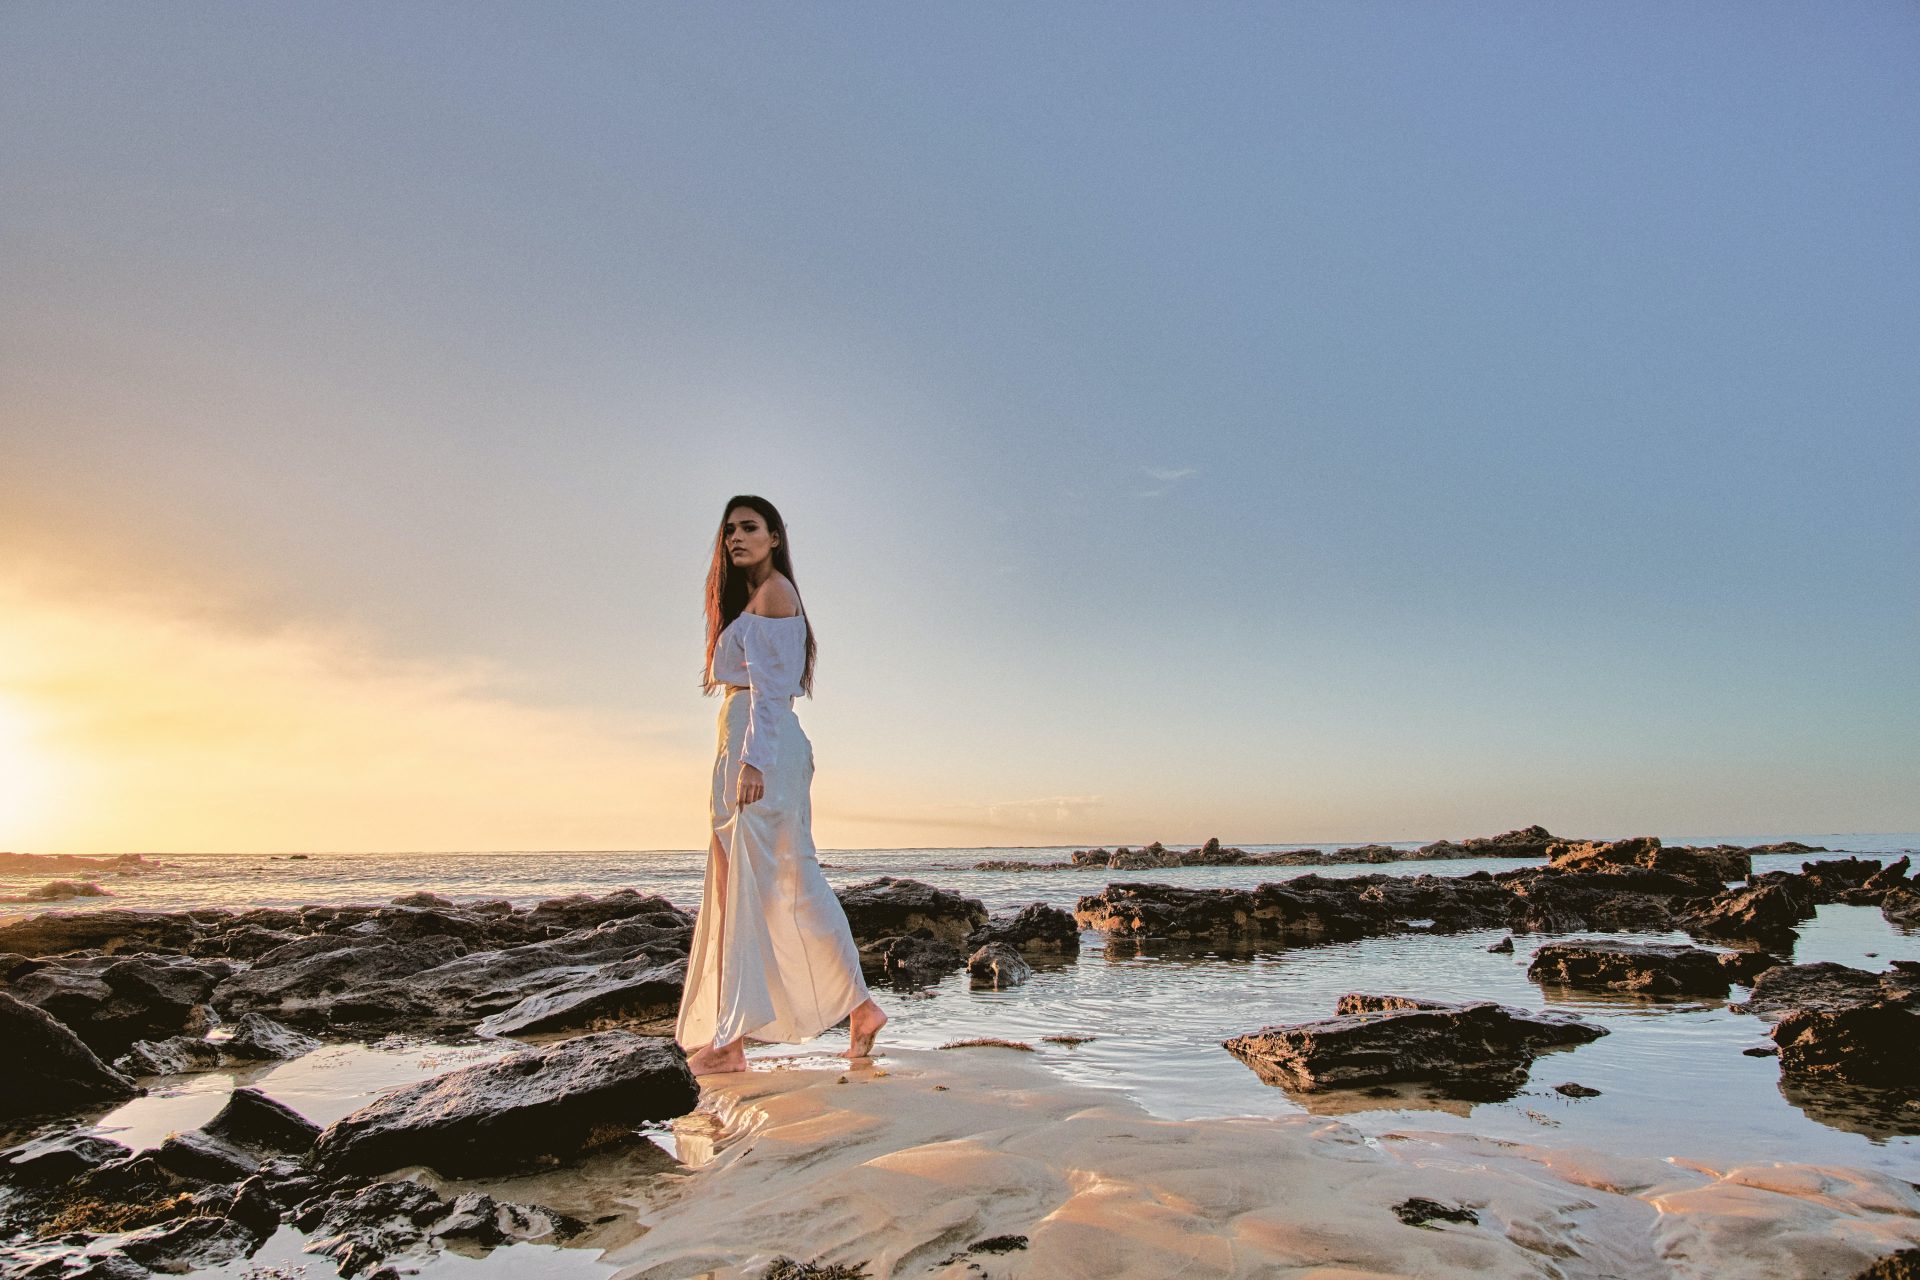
[
  {"x1": 476, "y1": 957, "x2": 685, "y2": 1036},
  {"x1": 1734, "y1": 962, "x2": 1920, "y2": 1020},
  {"x1": 1527, "y1": 940, "x2": 1775, "y2": 996},
  {"x1": 1223, "y1": 996, "x2": 1606, "y2": 1095},
  {"x1": 313, "y1": 1030, "x2": 698, "y2": 1177}
]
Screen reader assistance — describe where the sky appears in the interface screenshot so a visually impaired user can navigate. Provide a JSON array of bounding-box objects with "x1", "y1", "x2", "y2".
[{"x1": 1, "y1": 3, "x2": 1915, "y2": 853}]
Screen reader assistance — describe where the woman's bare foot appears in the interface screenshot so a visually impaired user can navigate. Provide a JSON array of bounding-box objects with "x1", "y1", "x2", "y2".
[
  {"x1": 844, "y1": 999, "x2": 888, "y2": 1060},
  {"x1": 686, "y1": 1039, "x2": 749, "y2": 1075}
]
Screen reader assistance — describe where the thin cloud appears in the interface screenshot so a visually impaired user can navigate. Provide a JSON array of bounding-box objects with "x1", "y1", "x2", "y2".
[{"x1": 0, "y1": 567, "x2": 693, "y2": 853}]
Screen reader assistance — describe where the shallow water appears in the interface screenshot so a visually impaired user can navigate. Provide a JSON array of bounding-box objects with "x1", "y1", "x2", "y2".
[{"x1": 6, "y1": 833, "x2": 1917, "y2": 1277}]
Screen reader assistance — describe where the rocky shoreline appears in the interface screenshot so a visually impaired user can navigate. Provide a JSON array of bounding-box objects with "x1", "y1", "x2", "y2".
[{"x1": 2, "y1": 835, "x2": 1916, "y2": 1277}]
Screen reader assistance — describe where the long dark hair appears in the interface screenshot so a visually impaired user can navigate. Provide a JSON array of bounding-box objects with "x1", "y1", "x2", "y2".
[{"x1": 702, "y1": 494, "x2": 816, "y2": 696}]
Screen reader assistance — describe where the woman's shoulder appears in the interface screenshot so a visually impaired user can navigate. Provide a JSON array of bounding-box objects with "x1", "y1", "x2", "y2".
[{"x1": 743, "y1": 574, "x2": 803, "y2": 619}]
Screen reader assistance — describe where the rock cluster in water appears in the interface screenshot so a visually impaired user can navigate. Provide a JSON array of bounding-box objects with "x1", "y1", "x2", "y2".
[
  {"x1": 0, "y1": 874, "x2": 1028, "y2": 1276},
  {"x1": 1223, "y1": 994, "x2": 1607, "y2": 1097},
  {"x1": 1, "y1": 836, "x2": 1913, "y2": 1274},
  {"x1": 975, "y1": 827, "x2": 1829, "y2": 872}
]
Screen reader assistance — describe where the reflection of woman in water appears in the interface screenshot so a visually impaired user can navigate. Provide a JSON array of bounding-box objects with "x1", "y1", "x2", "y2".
[{"x1": 674, "y1": 494, "x2": 888, "y2": 1075}]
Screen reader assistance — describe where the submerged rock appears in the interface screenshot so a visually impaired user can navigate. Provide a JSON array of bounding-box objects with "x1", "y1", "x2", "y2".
[
  {"x1": 114, "y1": 1012, "x2": 320, "y2": 1076},
  {"x1": 837, "y1": 878, "x2": 988, "y2": 947},
  {"x1": 1527, "y1": 939, "x2": 1776, "y2": 996},
  {"x1": 293, "y1": 1176, "x2": 581, "y2": 1278},
  {"x1": 1223, "y1": 995, "x2": 1606, "y2": 1095},
  {"x1": 967, "y1": 942, "x2": 1033, "y2": 989},
  {"x1": 860, "y1": 934, "x2": 967, "y2": 987},
  {"x1": 312, "y1": 1030, "x2": 698, "y2": 1177},
  {"x1": 0, "y1": 991, "x2": 140, "y2": 1119}
]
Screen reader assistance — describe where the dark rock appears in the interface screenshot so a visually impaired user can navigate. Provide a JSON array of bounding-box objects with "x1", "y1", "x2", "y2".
[
  {"x1": 298, "y1": 1177, "x2": 449, "y2": 1277},
  {"x1": 117, "y1": 1214, "x2": 266, "y2": 1272},
  {"x1": 11, "y1": 956, "x2": 220, "y2": 1058},
  {"x1": 1415, "y1": 825, "x2": 1561, "y2": 860},
  {"x1": 211, "y1": 935, "x2": 469, "y2": 1030},
  {"x1": 295, "y1": 1174, "x2": 579, "y2": 1277},
  {"x1": 836, "y1": 878, "x2": 988, "y2": 947},
  {"x1": 340, "y1": 915, "x2": 691, "y2": 1034},
  {"x1": 153, "y1": 1130, "x2": 258, "y2": 1183},
  {"x1": 1393, "y1": 1197, "x2": 1479, "y2": 1228},
  {"x1": 967, "y1": 943, "x2": 1033, "y2": 989},
  {"x1": 1865, "y1": 857, "x2": 1911, "y2": 894},
  {"x1": 1772, "y1": 1002, "x2": 1920, "y2": 1089},
  {"x1": 0, "y1": 909, "x2": 200, "y2": 958},
  {"x1": 1748, "y1": 841, "x2": 1826, "y2": 854},
  {"x1": 115, "y1": 1035, "x2": 222, "y2": 1075},
  {"x1": 1545, "y1": 836, "x2": 1740, "y2": 892},
  {"x1": 521, "y1": 889, "x2": 688, "y2": 936},
  {"x1": 0, "y1": 950, "x2": 43, "y2": 981},
  {"x1": 1853, "y1": 1247, "x2": 1920, "y2": 1279},
  {"x1": 860, "y1": 934, "x2": 967, "y2": 987},
  {"x1": 1527, "y1": 940, "x2": 1774, "y2": 997},
  {"x1": 1884, "y1": 886, "x2": 1920, "y2": 928},
  {"x1": 1553, "y1": 1082, "x2": 1602, "y2": 1097},
  {"x1": 1076, "y1": 880, "x2": 1384, "y2": 944},
  {"x1": 1109, "y1": 846, "x2": 1183, "y2": 870},
  {"x1": 1682, "y1": 881, "x2": 1815, "y2": 944},
  {"x1": 391, "y1": 892, "x2": 457, "y2": 910},
  {"x1": 476, "y1": 957, "x2": 686, "y2": 1036},
  {"x1": 1, "y1": 1134, "x2": 131, "y2": 1188},
  {"x1": 313, "y1": 1031, "x2": 698, "y2": 1177},
  {"x1": 1223, "y1": 996, "x2": 1606, "y2": 1094},
  {"x1": 1495, "y1": 868, "x2": 1681, "y2": 935},
  {"x1": 1799, "y1": 858, "x2": 1895, "y2": 904},
  {"x1": 115, "y1": 1012, "x2": 319, "y2": 1076},
  {"x1": 0, "y1": 990, "x2": 140, "y2": 1118},
  {"x1": 1487, "y1": 936, "x2": 1515, "y2": 953},
  {"x1": 216, "y1": 1012, "x2": 320, "y2": 1061},
  {"x1": 1743, "y1": 1045, "x2": 1779, "y2": 1057},
  {"x1": 204, "y1": 1087, "x2": 321, "y2": 1156},
  {"x1": 1731, "y1": 962, "x2": 1920, "y2": 1020},
  {"x1": 965, "y1": 902, "x2": 1080, "y2": 956}
]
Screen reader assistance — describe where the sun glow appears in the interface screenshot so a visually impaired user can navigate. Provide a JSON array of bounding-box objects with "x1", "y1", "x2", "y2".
[{"x1": 0, "y1": 697, "x2": 54, "y2": 845}]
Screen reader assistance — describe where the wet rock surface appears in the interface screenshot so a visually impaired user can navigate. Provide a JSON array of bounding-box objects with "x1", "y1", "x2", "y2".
[
  {"x1": 313, "y1": 1030, "x2": 698, "y2": 1177},
  {"x1": 1527, "y1": 939, "x2": 1777, "y2": 996},
  {"x1": 836, "y1": 877, "x2": 988, "y2": 946},
  {"x1": 859, "y1": 934, "x2": 967, "y2": 987},
  {"x1": 0, "y1": 991, "x2": 141, "y2": 1120},
  {"x1": 966, "y1": 902, "x2": 1081, "y2": 955},
  {"x1": 967, "y1": 942, "x2": 1034, "y2": 988},
  {"x1": 1223, "y1": 995, "x2": 1607, "y2": 1096}
]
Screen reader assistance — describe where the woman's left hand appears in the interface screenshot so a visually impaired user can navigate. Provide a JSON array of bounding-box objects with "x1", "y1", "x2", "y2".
[{"x1": 737, "y1": 763, "x2": 765, "y2": 808}]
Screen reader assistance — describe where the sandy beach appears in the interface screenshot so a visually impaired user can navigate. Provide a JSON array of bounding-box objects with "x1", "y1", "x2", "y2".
[{"x1": 616, "y1": 1046, "x2": 1920, "y2": 1279}]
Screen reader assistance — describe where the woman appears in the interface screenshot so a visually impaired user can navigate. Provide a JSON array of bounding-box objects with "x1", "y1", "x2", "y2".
[{"x1": 675, "y1": 495, "x2": 889, "y2": 1076}]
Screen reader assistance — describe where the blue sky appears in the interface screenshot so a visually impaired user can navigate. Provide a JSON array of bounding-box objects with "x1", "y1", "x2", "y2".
[{"x1": 2, "y1": 4, "x2": 1914, "y2": 850}]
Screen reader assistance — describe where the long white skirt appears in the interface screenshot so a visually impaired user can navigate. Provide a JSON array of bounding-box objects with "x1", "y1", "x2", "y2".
[{"x1": 674, "y1": 686, "x2": 871, "y2": 1050}]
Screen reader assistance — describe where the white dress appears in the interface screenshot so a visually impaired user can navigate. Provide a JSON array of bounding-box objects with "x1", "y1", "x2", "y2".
[{"x1": 674, "y1": 611, "x2": 872, "y2": 1051}]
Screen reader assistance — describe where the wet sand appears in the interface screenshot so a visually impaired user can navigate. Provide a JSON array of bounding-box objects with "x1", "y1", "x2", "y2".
[{"x1": 614, "y1": 1046, "x2": 1920, "y2": 1280}]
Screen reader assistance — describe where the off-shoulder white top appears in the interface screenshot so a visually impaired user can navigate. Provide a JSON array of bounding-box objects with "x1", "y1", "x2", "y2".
[{"x1": 710, "y1": 612, "x2": 807, "y2": 771}]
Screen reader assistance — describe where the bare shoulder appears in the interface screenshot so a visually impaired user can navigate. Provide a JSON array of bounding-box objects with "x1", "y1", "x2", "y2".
[{"x1": 745, "y1": 574, "x2": 802, "y2": 618}]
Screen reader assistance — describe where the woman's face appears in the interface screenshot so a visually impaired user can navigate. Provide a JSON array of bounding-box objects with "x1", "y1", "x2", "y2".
[{"x1": 724, "y1": 506, "x2": 778, "y2": 572}]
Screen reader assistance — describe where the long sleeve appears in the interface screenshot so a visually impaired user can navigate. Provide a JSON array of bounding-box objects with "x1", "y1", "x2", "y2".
[{"x1": 739, "y1": 616, "x2": 805, "y2": 772}]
